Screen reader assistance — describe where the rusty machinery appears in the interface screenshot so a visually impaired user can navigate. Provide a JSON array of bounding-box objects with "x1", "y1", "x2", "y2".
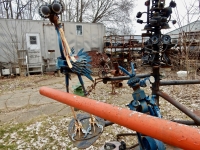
[
  {"x1": 39, "y1": 0, "x2": 200, "y2": 150},
  {"x1": 102, "y1": 0, "x2": 200, "y2": 149}
]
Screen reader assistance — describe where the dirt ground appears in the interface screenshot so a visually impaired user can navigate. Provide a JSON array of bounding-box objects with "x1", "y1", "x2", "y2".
[{"x1": 0, "y1": 68, "x2": 200, "y2": 149}]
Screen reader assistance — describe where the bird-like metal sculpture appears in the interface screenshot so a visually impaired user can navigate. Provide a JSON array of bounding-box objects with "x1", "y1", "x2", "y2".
[
  {"x1": 39, "y1": 1, "x2": 104, "y2": 149},
  {"x1": 39, "y1": 0, "x2": 93, "y2": 94}
]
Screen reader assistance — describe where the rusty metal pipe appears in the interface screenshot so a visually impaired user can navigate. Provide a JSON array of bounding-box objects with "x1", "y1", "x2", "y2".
[
  {"x1": 160, "y1": 80, "x2": 200, "y2": 86},
  {"x1": 40, "y1": 86, "x2": 200, "y2": 150},
  {"x1": 103, "y1": 74, "x2": 151, "y2": 83},
  {"x1": 172, "y1": 120, "x2": 200, "y2": 126},
  {"x1": 156, "y1": 90, "x2": 200, "y2": 124}
]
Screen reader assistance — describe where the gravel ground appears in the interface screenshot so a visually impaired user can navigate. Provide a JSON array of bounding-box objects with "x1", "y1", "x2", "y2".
[{"x1": 0, "y1": 69, "x2": 200, "y2": 149}]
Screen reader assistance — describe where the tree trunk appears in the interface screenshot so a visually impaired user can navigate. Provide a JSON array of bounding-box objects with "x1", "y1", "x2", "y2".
[
  {"x1": 76, "y1": 0, "x2": 79, "y2": 22},
  {"x1": 3, "y1": 1, "x2": 9, "y2": 19},
  {"x1": 29, "y1": 1, "x2": 32, "y2": 20},
  {"x1": 9, "y1": 1, "x2": 13, "y2": 19},
  {"x1": 79, "y1": 0, "x2": 83, "y2": 22}
]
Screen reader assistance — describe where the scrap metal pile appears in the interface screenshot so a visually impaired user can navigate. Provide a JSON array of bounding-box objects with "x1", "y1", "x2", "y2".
[{"x1": 39, "y1": 0, "x2": 200, "y2": 150}]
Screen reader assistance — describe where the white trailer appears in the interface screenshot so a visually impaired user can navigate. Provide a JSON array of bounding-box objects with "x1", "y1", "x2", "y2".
[{"x1": 0, "y1": 19, "x2": 105, "y2": 74}]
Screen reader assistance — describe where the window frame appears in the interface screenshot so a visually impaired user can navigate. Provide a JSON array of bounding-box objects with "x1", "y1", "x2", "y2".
[
  {"x1": 29, "y1": 36, "x2": 37, "y2": 45},
  {"x1": 76, "y1": 25, "x2": 83, "y2": 35}
]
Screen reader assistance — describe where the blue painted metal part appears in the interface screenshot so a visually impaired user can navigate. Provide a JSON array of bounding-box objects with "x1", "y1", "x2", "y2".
[
  {"x1": 55, "y1": 26, "x2": 93, "y2": 96},
  {"x1": 132, "y1": 88, "x2": 146, "y2": 101},
  {"x1": 119, "y1": 62, "x2": 165, "y2": 150},
  {"x1": 142, "y1": 136, "x2": 157, "y2": 150},
  {"x1": 65, "y1": 73, "x2": 70, "y2": 92}
]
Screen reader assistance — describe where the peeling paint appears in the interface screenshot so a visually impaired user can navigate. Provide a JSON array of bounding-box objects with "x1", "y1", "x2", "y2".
[
  {"x1": 118, "y1": 107, "x2": 122, "y2": 111},
  {"x1": 194, "y1": 141, "x2": 200, "y2": 145},
  {"x1": 177, "y1": 136, "x2": 187, "y2": 141},
  {"x1": 129, "y1": 112, "x2": 135, "y2": 117}
]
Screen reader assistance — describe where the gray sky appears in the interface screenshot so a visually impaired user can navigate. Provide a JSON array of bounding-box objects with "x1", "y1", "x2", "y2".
[{"x1": 132, "y1": 0, "x2": 200, "y2": 35}]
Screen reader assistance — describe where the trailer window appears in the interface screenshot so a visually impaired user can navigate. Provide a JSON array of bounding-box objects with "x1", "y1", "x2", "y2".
[
  {"x1": 29, "y1": 36, "x2": 37, "y2": 44},
  {"x1": 76, "y1": 25, "x2": 82, "y2": 35}
]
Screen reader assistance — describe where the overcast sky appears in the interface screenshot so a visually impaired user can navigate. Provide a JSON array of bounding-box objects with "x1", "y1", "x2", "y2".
[{"x1": 132, "y1": 0, "x2": 200, "y2": 35}]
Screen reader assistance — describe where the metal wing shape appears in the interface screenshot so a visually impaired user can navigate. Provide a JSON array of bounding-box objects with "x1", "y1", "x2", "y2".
[{"x1": 70, "y1": 48, "x2": 93, "y2": 82}]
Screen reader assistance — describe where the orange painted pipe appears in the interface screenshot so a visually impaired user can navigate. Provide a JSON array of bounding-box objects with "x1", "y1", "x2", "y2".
[{"x1": 39, "y1": 86, "x2": 200, "y2": 150}]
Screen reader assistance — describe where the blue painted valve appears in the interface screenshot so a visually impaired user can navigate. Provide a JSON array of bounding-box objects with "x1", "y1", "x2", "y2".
[{"x1": 119, "y1": 62, "x2": 165, "y2": 150}]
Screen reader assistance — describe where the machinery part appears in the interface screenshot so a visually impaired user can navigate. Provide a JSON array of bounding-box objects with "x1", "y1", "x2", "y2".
[
  {"x1": 151, "y1": 35, "x2": 159, "y2": 44},
  {"x1": 39, "y1": 86, "x2": 200, "y2": 150},
  {"x1": 38, "y1": 4, "x2": 51, "y2": 18},
  {"x1": 102, "y1": 73, "x2": 151, "y2": 84},
  {"x1": 136, "y1": 0, "x2": 176, "y2": 67},
  {"x1": 162, "y1": 35, "x2": 171, "y2": 44},
  {"x1": 51, "y1": 0, "x2": 64, "y2": 14},
  {"x1": 38, "y1": 1, "x2": 64, "y2": 18},
  {"x1": 160, "y1": 80, "x2": 200, "y2": 86},
  {"x1": 119, "y1": 63, "x2": 164, "y2": 149},
  {"x1": 68, "y1": 113, "x2": 105, "y2": 149},
  {"x1": 156, "y1": 90, "x2": 200, "y2": 124},
  {"x1": 142, "y1": 136, "x2": 165, "y2": 150},
  {"x1": 99, "y1": 141, "x2": 126, "y2": 150},
  {"x1": 116, "y1": 133, "x2": 139, "y2": 149}
]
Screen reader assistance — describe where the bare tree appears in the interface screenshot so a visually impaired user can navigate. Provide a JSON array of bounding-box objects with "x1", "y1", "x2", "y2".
[
  {"x1": 63, "y1": 0, "x2": 136, "y2": 34},
  {"x1": 84, "y1": 0, "x2": 135, "y2": 34},
  {"x1": 169, "y1": 0, "x2": 200, "y2": 78},
  {"x1": 0, "y1": 0, "x2": 136, "y2": 34},
  {"x1": 0, "y1": 0, "x2": 45, "y2": 19},
  {"x1": 1, "y1": 0, "x2": 13, "y2": 19}
]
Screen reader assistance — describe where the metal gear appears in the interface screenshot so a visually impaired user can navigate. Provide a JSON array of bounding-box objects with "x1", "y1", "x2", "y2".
[
  {"x1": 38, "y1": 4, "x2": 51, "y2": 18},
  {"x1": 51, "y1": 0, "x2": 65, "y2": 14}
]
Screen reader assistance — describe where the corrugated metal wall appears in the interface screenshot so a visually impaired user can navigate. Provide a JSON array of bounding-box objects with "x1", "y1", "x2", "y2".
[{"x1": 167, "y1": 20, "x2": 200, "y2": 38}]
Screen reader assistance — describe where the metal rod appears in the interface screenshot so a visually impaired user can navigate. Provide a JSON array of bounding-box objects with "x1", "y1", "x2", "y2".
[
  {"x1": 102, "y1": 74, "x2": 151, "y2": 83},
  {"x1": 156, "y1": 90, "x2": 200, "y2": 124},
  {"x1": 104, "y1": 121, "x2": 114, "y2": 127},
  {"x1": 160, "y1": 80, "x2": 200, "y2": 86},
  {"x1": 152, "y1": 66, "x2": 160, "y2": 105},
  {"x1": 65, "y1": 74, "x2": 69, "y2": 92},
  {"x1": 171, "y1": 120, "x2": 200, "y2": 126},
  {"x1": 40, "y1": 86, "x2": 200, "y2": 150}
]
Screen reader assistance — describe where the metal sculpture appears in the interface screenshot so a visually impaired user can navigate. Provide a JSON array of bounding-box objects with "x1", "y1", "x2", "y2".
[
  {"x1": 38, "y1": 1, "x2": 104, "y2": 148},
  {"x1": 39, "y1": 86, "x2": 200, "y2": 150},
  {"x1": 39, "y1": 1, "x2": 93, "y2": 94},
  {"x1": 137, "y1": 0, "x2": 177, "y2": 66},
  {"x1": 118, "y1": 62, "x2": 165, "y2": 149},
  {"x1": 39, "y1": 0, "x2": 200, "y2": 149}
]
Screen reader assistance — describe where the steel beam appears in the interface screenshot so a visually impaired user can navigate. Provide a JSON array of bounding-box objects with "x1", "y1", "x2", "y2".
[
  {"x1": 156, "y1": 90, "x2": 200, "y2": 124},
  {"x1": 160, "y1": 80, "x2": 200, "y2": 86},
  {"x1": 102, "y1": 74, "x2": 151, "y2": 83}
]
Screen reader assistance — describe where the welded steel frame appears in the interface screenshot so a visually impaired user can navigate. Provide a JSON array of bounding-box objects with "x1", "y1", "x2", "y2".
[{"x1": 102, "y1": 67, "x2": 200, "y2": 126}]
